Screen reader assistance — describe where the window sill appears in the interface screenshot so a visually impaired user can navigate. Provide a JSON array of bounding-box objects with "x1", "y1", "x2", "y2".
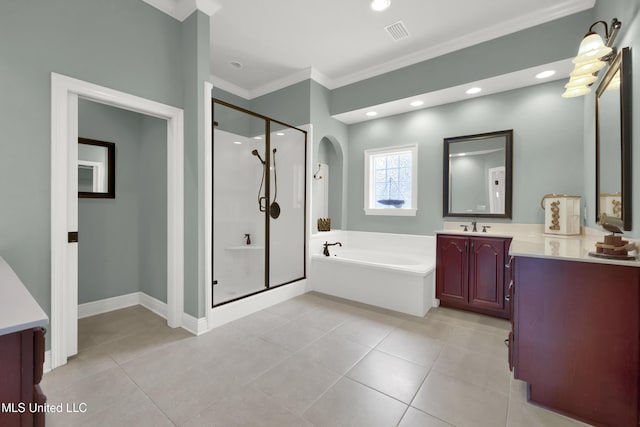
[{"x1": 364, "y1": 208, "x2": 417, "y2": 217}]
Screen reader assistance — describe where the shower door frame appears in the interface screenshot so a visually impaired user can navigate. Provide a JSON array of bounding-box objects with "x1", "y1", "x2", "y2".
[{"x1": 211, "y1": 98, "x2": 308, "y2": 307}]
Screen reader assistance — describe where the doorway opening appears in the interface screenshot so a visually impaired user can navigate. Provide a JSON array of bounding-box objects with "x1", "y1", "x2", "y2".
[{"x1": 50, "y1": 73, "x2": 184, "y2": 370}]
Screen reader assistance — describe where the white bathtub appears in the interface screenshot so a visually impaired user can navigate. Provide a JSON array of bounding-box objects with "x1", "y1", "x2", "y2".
[{"x1": 309, "y1": 231, "x2": 436, "y2": 317}]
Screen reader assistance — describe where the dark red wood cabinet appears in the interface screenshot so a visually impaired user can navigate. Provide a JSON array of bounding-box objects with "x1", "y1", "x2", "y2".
[
  {"x1": 511, "y1": 256, "x2": 640, "y2": 427},
  {"x1": 0, "y1": 327, "x2": 46, "y2": 427},
  {"x1": 436, "y1": 234, "x2": 511, "y2": 318}
]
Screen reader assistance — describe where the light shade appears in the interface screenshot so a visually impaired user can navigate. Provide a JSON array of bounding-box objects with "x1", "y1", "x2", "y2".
[
  {"x1": 573, "y1": 32, "x2": 613, "y2": 63},
  {"x1": 569, "y1": 59, "x2": 606, "y2": 77},
  {"x1": 562, "y1": 86, "x2": 592, "y2": 98},
  {"x1": 565, "y1": 74, "x2": 598, "y2": 88}
]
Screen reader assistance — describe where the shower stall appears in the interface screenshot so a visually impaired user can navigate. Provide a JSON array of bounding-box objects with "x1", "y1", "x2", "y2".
[{"x1": 212, "y1": 99, "x2": 307, "y2": 306}]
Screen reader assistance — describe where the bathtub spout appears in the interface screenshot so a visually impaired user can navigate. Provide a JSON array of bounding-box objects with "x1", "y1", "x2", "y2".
[{"x1": 323, "y1": 241, "x2": 342, "y2": 256}]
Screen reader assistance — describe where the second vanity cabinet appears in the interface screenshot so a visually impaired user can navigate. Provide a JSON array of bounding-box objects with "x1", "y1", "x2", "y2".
[
  {"x1": 510, "y1": 255, "x2": 640, "y2": 426},
  {"x1": 436, "y1": 234, "x2": 511, "y2": 318}
]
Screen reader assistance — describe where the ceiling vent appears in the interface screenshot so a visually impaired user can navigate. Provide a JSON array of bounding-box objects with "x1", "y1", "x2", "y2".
[{"x1": 384, "y1": 21, "x2": 409, "y2": 41}]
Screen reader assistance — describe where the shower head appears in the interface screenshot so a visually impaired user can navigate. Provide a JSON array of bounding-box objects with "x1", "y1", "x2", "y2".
[{"x1": 251, "y1": 149, "x2": 266, "y2": 165}]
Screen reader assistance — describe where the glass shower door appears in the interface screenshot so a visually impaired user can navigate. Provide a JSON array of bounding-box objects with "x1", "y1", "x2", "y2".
[
  {"x1": 213, "y1": 103, "x2": 268, "y2": 304},
  {"x1": 268, "y1": 123, "x2": 306, "y2": 287}
]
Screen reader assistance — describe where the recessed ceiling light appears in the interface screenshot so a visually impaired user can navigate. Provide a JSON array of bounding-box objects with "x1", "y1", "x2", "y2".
[
  {"x1": 366, "y1": 111, "x2": 378, "y2": 117},
  {"x1": 276, "y1": 132, "x2": 285, "y2": 136},
  {"x1": 229, "y1": 60, "x2": 243, "y2": 69},
  {"x1": 253, "y1": 136, "x2": 262, "y2": 140},
  {"x1": 371, "y1": 0, "x2": 390, "y2": 11},
  {"x1": 536, "y1": 70, "x2": 556, "y2": 79},
  {"x1": 233, "y1": 141, "x2": 242, "y2": 145},
  {"x1": 466, "y1": 87, "x2": 482, "y2": 95},
  {"x1": 410, "y1": 100, "x2": 424, "y2": 107}
]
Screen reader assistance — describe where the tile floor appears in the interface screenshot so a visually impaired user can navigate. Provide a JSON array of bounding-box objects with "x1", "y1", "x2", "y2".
[{"x1": 42, "y1": 292, "x2": 592, "y2": 426}]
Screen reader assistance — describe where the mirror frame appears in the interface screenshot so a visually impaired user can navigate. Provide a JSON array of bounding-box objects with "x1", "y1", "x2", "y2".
[
  {"x1": 443, "y1": 129, "x2": 513, "y2": 218},
  {"x1": 595, "y1": 47, "x2": 632, "y2": 230},
  {"x1": 78, "y1": 137, "x2": 115, "y2": 199}
]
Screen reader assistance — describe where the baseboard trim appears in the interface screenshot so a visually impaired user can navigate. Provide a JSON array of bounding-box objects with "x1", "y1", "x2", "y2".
[
  {"x1": 78, "y1": 292, "x2": 141, "y2": 319},
  {"x1": 77, "y1": 292, "x2": 207, "y2": 335}
]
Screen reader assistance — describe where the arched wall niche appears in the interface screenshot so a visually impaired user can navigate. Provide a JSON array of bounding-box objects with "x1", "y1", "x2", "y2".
[{"x1": 313, "y1": 135, "x2": 344, "y2": 232}]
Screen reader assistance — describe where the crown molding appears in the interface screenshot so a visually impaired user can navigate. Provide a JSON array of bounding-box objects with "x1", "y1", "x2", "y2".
[
  {"x1": 141, "y1": 0, "x2": 221, "y2": 21},
  {"x1": 210, "y1": 75, "x2": 251, "y2": 99}
]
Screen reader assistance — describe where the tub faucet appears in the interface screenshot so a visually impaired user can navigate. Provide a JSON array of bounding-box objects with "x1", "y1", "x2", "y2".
[
  {"x1": 323, "y1": 241, "x2": 342, "y2": 256},
  {"x1": 471, "y1": 221, "x2": 478, "y2": 232}
]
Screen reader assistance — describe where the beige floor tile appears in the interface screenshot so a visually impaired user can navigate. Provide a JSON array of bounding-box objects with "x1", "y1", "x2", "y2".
[
  {"x1": 142, "y1": 362, "x2": 240, "y2": 426},
  {"x1": 183, "y1": 385, "x2": 312, "y2": 427},
  {"x1": 507, "y1": 401, "x2": 593, "y2": 427},
  {"x1": 264, "y1": 297, "x2": 320, "y2": 319},
  {"x1": 347, "y1": 350, "x2": 429, "y2": 404},
  {"x1": 40, "y1": 345, "x2": 118, "y2": 395},
  {"x1": 294, "y1": 304, "x2": 355, "y2": 332},
  {"x1": 120, "y1": 340, "x2": 208, "y2": 390},
  {"x1": 376, "y1": 325, "x2": 444, "y2": 367},
  {"x1": 216, "y1": 336, "x2": 293, "y2": 384},
  {"x1": 510, "y1": 377, "x2": 529, "y2": 403},
  {"x1": 398, "y1": 407, "x2": 454, "y2": 427},
  {"x1": 252, "y1": 353, "x2": 341, "y2": 415},
  {"x1": 79, "y1": 388, "x2": 173, "y2": 427},
  {"x1": 303, "y1": 377, "x2": 407, "y2": 427},
  {"x1": 330, "y1": 317, "x2": 395, "y2": 347},
  {"x1": 45, "y1": 366, "x2": 140, "y2": 427},
  {"x1": 260, "y1": 322, "x2": 326, "y2": 352},
  {"x1": 425, "y1": 306, "x2": 510, "y2": 332},
  {"x1": 432, "y1": 345, "x2": 510, "y2": 395},
  {"x1": 443, "y1": 324, "x2": 508, "y2": 360},
  {"x1": 412, "y1": 370, "x2": 509, "y2": 427},
  {"x1": 229, "y1": 310, "x2": 290, "y2": 336},
  {"x1": 90, "y1": 325, "x2": 192, "y2": 365},
  {"x1": 296, "y1": 334, "x2": 371, "y2": 374}
]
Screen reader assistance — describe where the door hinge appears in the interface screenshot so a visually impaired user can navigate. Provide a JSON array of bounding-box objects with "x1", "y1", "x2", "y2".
[{"x1": 68, "y1": 231, "x2": 78, "y2": 243}]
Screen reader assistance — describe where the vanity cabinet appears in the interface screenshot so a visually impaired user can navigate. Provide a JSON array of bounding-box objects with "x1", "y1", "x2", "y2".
[
  {"x1": 0, "y1": 327, "x2": 46, "y2": 427},
  {"x1": 436, "y1": 234, "x2": 511, "y2": 318},
  {"x1": 510, "y1": 256, "x2": 640, "y2": 427}
]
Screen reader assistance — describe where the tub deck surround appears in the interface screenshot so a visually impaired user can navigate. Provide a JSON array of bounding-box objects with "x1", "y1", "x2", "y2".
[{"x1": 309, "y1": 231, "x2": 436, "y2": 317}]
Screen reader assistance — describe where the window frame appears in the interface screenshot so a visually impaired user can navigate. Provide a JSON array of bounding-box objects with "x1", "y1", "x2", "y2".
[{"x1": 363, "y1": 144, "x2": 418, "y2": 216}]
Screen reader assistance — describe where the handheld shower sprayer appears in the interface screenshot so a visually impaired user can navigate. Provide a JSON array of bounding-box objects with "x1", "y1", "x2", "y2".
[{"x1": 251, "y1": 149, "x2": 266, "y2": 165}]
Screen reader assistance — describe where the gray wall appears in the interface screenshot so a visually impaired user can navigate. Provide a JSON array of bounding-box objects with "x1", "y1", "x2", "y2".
[
  {"x1": 0, "y1": 0, "x2": 209, "y2": 347},
  {"x1": 346, "y1": 80, "x2": 585, "y2": 234},
  {"x1": 587, "y1": 0, "x2": 640, "y2": 236},
  {"x1": 78, "y1": 100, "x2": 167, "y2": 305},
  {"x1": 78, "y1": 100, "x2": 141, "y2": 304}
]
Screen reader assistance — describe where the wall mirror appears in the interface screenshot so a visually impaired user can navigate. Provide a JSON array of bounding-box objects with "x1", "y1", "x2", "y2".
[
  {"x1": 596, "y1": 47, "x2": 631, "y2": 230},
  {"x1": 443, "y1": 129, "x2": 513, "y2": 218},
  {"x1": 78, "y1": 137, "x2": 115, "y2": 198}
]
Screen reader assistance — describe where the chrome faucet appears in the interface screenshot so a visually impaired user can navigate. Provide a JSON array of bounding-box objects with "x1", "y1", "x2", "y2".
[{"x1": 323, "y1": 241, "x2": 342, "y2": 256}]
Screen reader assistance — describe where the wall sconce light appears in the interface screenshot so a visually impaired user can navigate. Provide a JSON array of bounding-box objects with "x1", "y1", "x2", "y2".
[{"x1": 562, "y1": 18, "x2": 622, "y2": 98}]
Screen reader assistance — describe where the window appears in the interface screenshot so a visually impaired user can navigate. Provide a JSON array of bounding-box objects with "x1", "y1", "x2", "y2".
[{"x1": 364, "y1": 144, "x2": 418, "y2": 216}]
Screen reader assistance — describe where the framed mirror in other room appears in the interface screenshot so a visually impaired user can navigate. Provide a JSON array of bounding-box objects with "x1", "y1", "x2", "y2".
[{"x1": 78, "y1": 137, "x2": 115, "y2": 199}]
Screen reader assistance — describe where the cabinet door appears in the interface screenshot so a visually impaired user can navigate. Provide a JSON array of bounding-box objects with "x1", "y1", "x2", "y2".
[
  {"x1": 436, "y1": 235, "x2": 468, "y2": 303},
  {"x1": 468, "y1": 237, "x2": 505, "y2": 312}
]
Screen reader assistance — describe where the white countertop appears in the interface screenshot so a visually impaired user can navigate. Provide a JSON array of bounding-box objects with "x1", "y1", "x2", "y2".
[
  {"x1": 0, "y1": 257, "x2": 48, "y2": 336},
  {"x1": 438, "y1": 223, "x2": 640, "y2": 267}
]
